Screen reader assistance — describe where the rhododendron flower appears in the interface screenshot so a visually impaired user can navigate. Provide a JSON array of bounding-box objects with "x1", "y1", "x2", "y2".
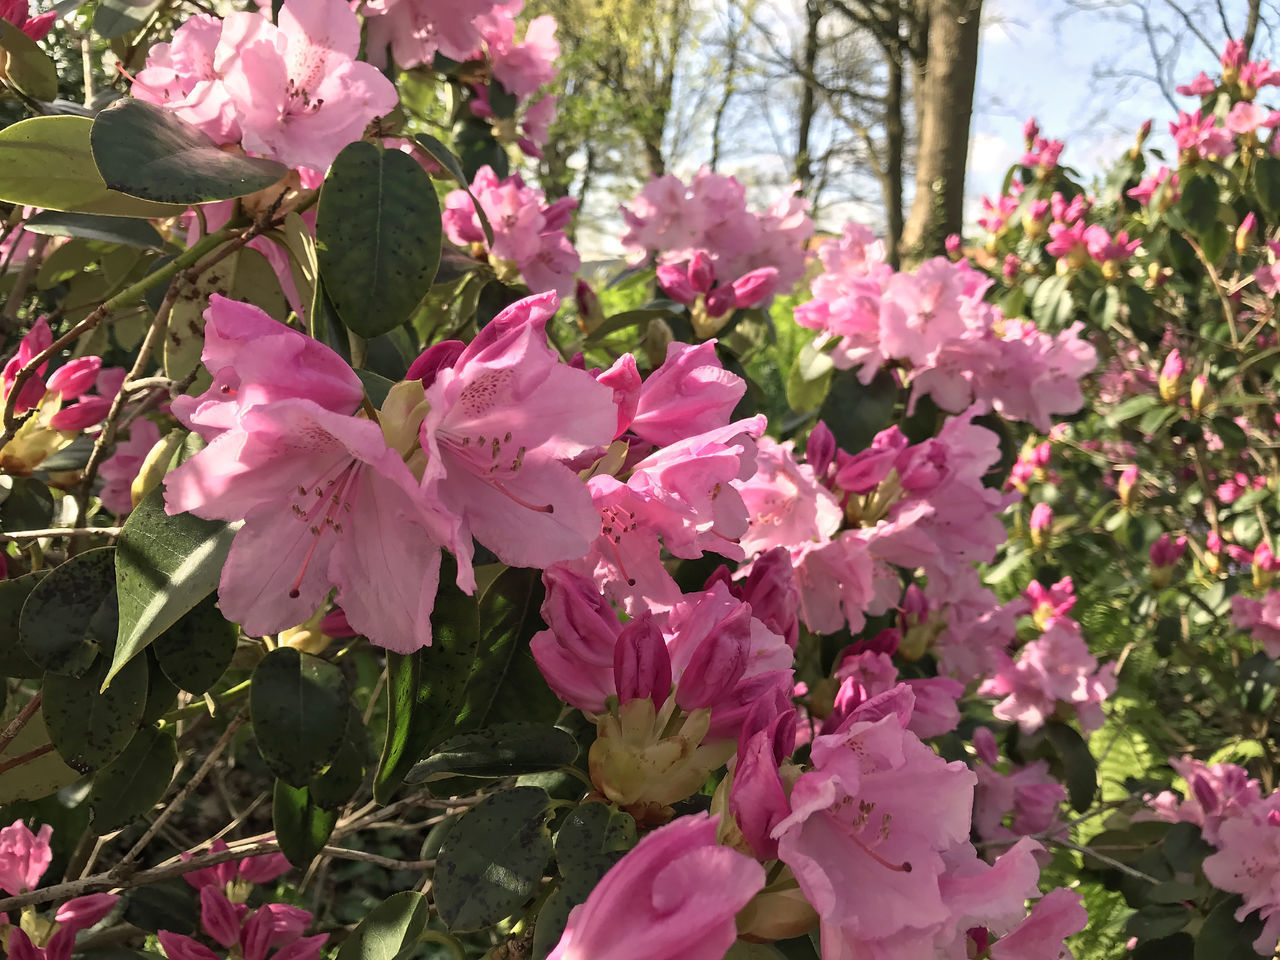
[
  {"x1": 1170, "y1": 108, "x2": 1234, "y2": 160},
  {"x1": 477, "y1": 11, "x2": 560, "y2": 99},
  {"x1": 625, "y1": 340, "x2": 745, "y2": 446},
  {"x1": 0, "y1": 0, "x2": 55, "y2": 41},
  {"x1": 213, "y1": 0, "x2": 399, "y2": 172},
  {"x1": 735, "y1": 436, "x2": 842, "y2": 556},
  {"x1": 417, "y1": 292, "x2": 615, "y2": 584},
  {"x1": 363, "y1": 0, "x2": 505, "y2": 68},
  {"x1": 0, "y1": 819, "x2": 52, "y2": 895},
  {"x1": 2, "y1": 316, "x2": 51, "y2": 416},
  {"x1": 98, "y1": 419, "x2": 164, "y2": 515},
  {"x1": 1231, "y1": 592, "x2": 1280, "y2": 656},
  {"x1": 181, "y1": 838, "x2": 292, "y2": 892},
  {"x1": 989, "y1": 888, "x2": 1088, "y2": 959},
  {"x1": 133, "y1": 14, "x2": 240, "y2": 144},
  {"x1": 1140, "y1": 758, "x2": 1263, "y2": 844},
  {"x1": 1203, "y1": 812, "x2": 1280, "y2": 954},
  {"x1": 971, "y1": 727, "x2": 1066, "y2": 850},
  {"x1": 546, "y1": 813, "x2": 764, "y2": 960},
  {"x1": 1176, "y1": 70, "x2": 1216, "y2": 96}
]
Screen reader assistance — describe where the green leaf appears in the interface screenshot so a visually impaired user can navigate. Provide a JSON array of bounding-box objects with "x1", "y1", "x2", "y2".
[
  {"x1": 43, "y1": 653, "x2": 148, "y2": 772},
  {"x1": 435, "y1": 786, "x2": 553, "y2": 931},
  {"x1": 583, "y1": 307, "x2": 675, "y2": 343},
  {"x1": 413, "y1": 133, "x2": 494, "y2": 245},
  {"x1": 151, "y1": 594, "x2": 237, "y2": 695},
  {"x1": 272, "y1": 780, "x2": 337, "y2": 867},
  {"x1": 20, "y1": 547, "x2": 117, "y2": 677},
  {"x1": 93, "y1": 0, "x2": 163, "y2": 38},
  {"x1": 372, "y1": 567, "x2": 480, "y2": 802},
  {"x1": 1126, "y1": 904, "x2": 1189, "y2": 943},
  {"x1": 1177, "y1": 175, "x2": 1218, "y2": 236},
  {"x1": 0, "y1": 116, "x2": 186, "y2": 217},
  {"x1": 1, "y1": 475, "x2": 55, "y2": 530},
  {"x1": 0, "y1": 703, "x2": 79, "y2": 803},
  {"x1": 1196, "y1": 895, "x2": 1266, "y2": 959},
  {"x1": 88, "y1": 725, "x2": 177, "y2": 833},
  {"x1": 315, "y1": 141, "x2": 443, "y2": 339},
  {"x1": 22, "y1": 211, "x2": 166, "y2": 249},
  {"x1": 1045, "y1": 721, "x2": 1097, "y2": 812},
  {"x1": 785, "y1": 340, "x2": 834, "y2": 413},
  {"x1": 1104, "y1": 393, "x2": 1160, "y2": 427},
  {"x1": 819, "y1": 369, "x2": 897, "y2": 453},
  {"x1": 407, "y1": 722, "x2": 578, "y2": 783},
  {"x1": 355, "y1": 369, "x2": 396, "y2": 408},
  {"x1": 334, "y1": 892, "x2": 431, "y2": 960},
  {"x1": 91, "y1": 100, "x2": 288, "y2": 204},
  {"x1": 453, "y1": 116, "x2": 508, "y2": 181},
  {"x1": 251, "y1": 648, "x2": 351, "y2": 787},
  {"x1": 0, "y1": 18, "x2": 57, "y2": 100},
  {"x1": 1256, "y1": 156, "x2": 1280, "y2": 218},
  {"x1": 110, "y1": 486, "x2": 236, "y2": 687},
  {"x1": 0, "y1": 571, "x2": 44, "y2": 678},
  {"x1": 308, "y1": 705, "x2": 367, "y2": 810}
]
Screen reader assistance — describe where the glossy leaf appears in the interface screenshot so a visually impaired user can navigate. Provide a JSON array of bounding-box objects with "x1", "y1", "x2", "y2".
[
  {"x1": 272, "y1": 780, "x2": 337, "y2": 868},
  {"x1": 1195, "y1": 895, "x2": 1266, "y2": 960},
  {"x1": 251, "y1": 648, "x2": 351, "y2": 787},
  {"x1": 43, "y1": 653, "x2": 148, "y2": 772},
  {"x1": 308, "y1": 705, "x2": 367, "y2": 810},
  {"x1": 88, "y1": 725, "x2": 177, "y2": 833},
  {"x1": 91, "y1": 99, "x2": 288, "y2": 203},
  {"x1": 315, "y1": 141, "x2": 442, "y2": 339},
  {"x1": 0, "y1": 116, "x2": 185, "y2": 217},
  {"x1": 0, "y1": 571, "x2": 45, "y2": 678},
  {"x1": 93, "y1": 0, "x2": 164, "y2": 38},
  {"x1": 23, "y1": 211, "x2": 166, "y2": 249},
  {"x1": 334, "y1": 892, "x2": 431, "y2": 960},
  {"x1": 0, "y1": 18, "x2": 57, "y2": 101},
  {"x1": 1045, "y1": 721, "x2": 1098, "y2": 813},
  {"x1": 413, "y1": 133, "x2": 494, "y2": 245},
  {"x1": 20, "y1": 547, "x2": 117, "y2": 677},
  {"x1": 407, "y1": 722, "x2": 578, "y2": 783},
  {"x1": 111, "y1": 486, "x2": 237, "y2": 687},
  {"x1": 151, "y1": 593, "x2": 237, "y2": 695},
  {"x1": 435, "y1": 786, "x2": 553, "y2": 931}
]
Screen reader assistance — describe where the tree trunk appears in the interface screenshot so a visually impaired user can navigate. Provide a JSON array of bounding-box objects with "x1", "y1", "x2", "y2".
[
  {"x1": 900, "y1": 0, "x2": 981, "y2": 262},
  {"x1": 794, "y1": 0, "x2": 822, "y2": 192},
  {"x1": 1243, "y1": 0, "x2": 1262, "y2": 56},
  {"x1": 883, "y1": 26, "x2": 905, "y2": 268}
]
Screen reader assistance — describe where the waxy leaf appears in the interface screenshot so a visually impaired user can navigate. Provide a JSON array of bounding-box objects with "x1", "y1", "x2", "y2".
[
  {"x1": 406, "y1": 722, "x2": 578, "y2": 783},
  {"x1": 251, "y1": 648, "x2": 351, "y2": 786},
  {"x1": 0, "y1": 18, "x2": 57, "y2": 101},
  {"x1": 315, "y1": 141, "x2": 442, "y2": 339},
  {"x1": 111, "y1": 487, "x2": 237, "y2": 687},
  {"x1": 272, "y1": 780, "x2": 337, "y2": 867},
  {"x1": 334, "y1": 892, "x2": 431, "y2": 960},
  {"x1": 435, "y1": 786, "x2": 553, "y2": 931},
  {"x1": 91, "y1": 99, "x2": 288, "y2": 203},
  {"x1": 0, "y1": 116, "x2": 185, "y2": 217},
  {"x1": 819, "y1": 368, "x2": 897, "y2": 454},
  {"x1": 20, "y1": 547, "x2": 117, "y2": 677},
  {"x1": 43, "y1": 653, "x2": 148, "y2": 772},
  {"x1": 1195, "y1": 895, "x2": 1266, "y2": 960},
  {"x1": 307, "y1": 705, "x2": 368, "y2": 810},
  {"x1": 0, "y1": 571, "x2": 45, "y2": 678},
  {"x1": 151, "y1": 594, "x2": 237, "y2": 695},
  {"x1": 413, "y1": 133, "x2": 494, "y2": 245},
  {"x1": 88, "y1": 724, "x2": 177, "y2": 832},
  {"x1": 1045, "y1": 721, "x2": 1097, "y2": 812},
  {"x1": 94, "y1": 0, "x2": 164, "y2": 38},
  {"x1": 23, "y1": 211, "x2": 167, "y2": 250}
]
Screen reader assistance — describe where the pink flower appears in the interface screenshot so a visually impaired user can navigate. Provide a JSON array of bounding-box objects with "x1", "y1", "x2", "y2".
[
  {"x1": 1026, "y1": 577, "x2": 1076, "y2": 629},
  {"x1": 1150, "y1": 532, "x2": 1187, "y2": 568},
  {"x1": 132, "y1": 14, "x2": 239, "y2": 144},
  {"x1": 0, "y1": 0, "x2": 55, "y2": 41},
  {"x1": 989, "y1": 888, "x2": 1088, "y2": 959},
  {"x1": 362, "y1": 0, "x2": 505, "y2": 69},
  {"x1": 482, "y1": 12, "x2": 560, "y2": 99},
  {"x1": 1202, "y1": 813, "x2": 1280, "y2": 954},
  {"x1": 1140, "y1": 758, "x2": 1262, "y2": 844},
  {"x1": 215, "y1": 0, "x2": 400, "y2": 172},
  {"x1": 418, "y1": 292, "x2": 615, "y2": 583},
  {"x1": 1029, "y1": 503, "x2": 1053, "y2": 533},
  {"x1": 2, "y1": 316, "x2": 51, "y2": 416},
  {"x1": 1227, "y1": 101, "x2": 1280, "y2": 135},
  {"x1": 1175, "y1": 71, "x2": 1216, "y2": 96},
  {"x1": 181, "y1": 838, "x2": 292, "y2": 891},
  {"x1": 546, "y1": 813, "x2": 764, "y2": 960},
  {"x1": 1128, "y1": 165, "x2": 1178, "y2": 206},
  {"x1": 1231, "y1": 592, "x2": 1280, "y2": 656},
  {"x1": 627, "y1": 341, "x2": 745, "y2": 446},
  {"x1": 1170, "y1": 108, "x2": 1234, "y2": 160},
  {"x1": 0, "y1": 819, "x2": 52, "y2": 895},
  {"x1": 1084, "y1": 225, "x2": 1140, "y2": 263},
  {"x1": 735, "y1": 436, "x2": 842, "y2": 557},
  {"x1": 98, "y1": 419, "x2": 163, "y2": 514}
]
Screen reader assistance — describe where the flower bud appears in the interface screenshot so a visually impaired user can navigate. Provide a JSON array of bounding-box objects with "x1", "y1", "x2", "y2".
[
  {"x1": 1237, "y1": 212, "x2": 1257, "y2": 253},
  {"x1": 1023, "y1": 116, "x2": 1040, "y2": 147},
  {"x1": 730, "y1": 267, "x2": 779, "y2": 309},
  {"x1": 656, "y1": 263, "x2": 698, "y2": 305},
  {"x1": 1149, "y1": 533, "x2": 1187, "y2": 587},
  {"x1": 675, "y1": 605, "x2": 751, "y2": 712},
  {"x1": 1190, "y1": 374, "x2": 1209, "y2": 415},
  {"x1": 805, "y1": 420, "x2": 835, "y2": 477},
  {"x1": 1030, "y1": 502, "x2": 1053, "y2": 548},
  {"x1": 945, "y1": 233, "x2": 962, "y2": 257},
  {"x1": 613, "y1": 613, "x2": 672, "y2": 708},
  {"x1": 703, "y1": 284, "x2": 735, "y2": 319},
  {"x1": 200, "y1": 887, "x2": 245, "y2": 949},
  {"x1": 1118, "y1": 464, "x2": 1139, "y2": 507},
  {"x1": 1254, "y1": 540, "x2": 1279, "y2": 590},
  {"x1": 688, "y1": 251, "x2": 715, "y2": 295},
  {"x1": 406, "y1": 340, "x2": 465, "y2": 389},
  {"x1": 1158, "y1": 349, "x2": 1184, "y2": 402},
  {"x1": 575, "y1": 279, "x2": 604, "y2": 334},
  {"x1": 44, "y1": 357, "x2": 102, "y2": 401}
]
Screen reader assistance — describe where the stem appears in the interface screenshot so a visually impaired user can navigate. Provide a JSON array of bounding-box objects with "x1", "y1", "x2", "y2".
[
  {"x1": 0, "y1": 742, "x2": 54, "y2": 775},
  {"x1": 0, "y1": 527, "x2": 122, "y2": 543},
  {"x1": 0, "y1": 691, "x2": 42, "y2": 757}
]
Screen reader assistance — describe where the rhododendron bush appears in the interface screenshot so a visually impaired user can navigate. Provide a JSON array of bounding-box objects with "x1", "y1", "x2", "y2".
[{"x1": 0, "y1": 3, "x2": 1276, "y2": 960}]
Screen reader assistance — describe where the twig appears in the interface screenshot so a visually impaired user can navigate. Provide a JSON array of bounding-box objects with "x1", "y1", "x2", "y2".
[
  {"x1": 0, "y1": 691, "x2": 42, "y2": 757},
  {"x1": 0, "y1": 742, "x2": 54, "y2": 775},
  {"x1": 318, "y1": 846, "x2": 434, "y2": 872},
  {"x1": 1051, "y1": 836, "x2": 1162, "y2": 884},
  {"x1": 118, "y1": 708, "x2": 250, "y2": 869},
  {"x1": 0, "y1": 527, "x2": 122, "y2": 542}
]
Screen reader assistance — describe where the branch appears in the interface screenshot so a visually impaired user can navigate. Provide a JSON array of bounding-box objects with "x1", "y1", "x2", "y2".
[{"x1": 0, "y1": 691, "x2": 42, "y2": 757}]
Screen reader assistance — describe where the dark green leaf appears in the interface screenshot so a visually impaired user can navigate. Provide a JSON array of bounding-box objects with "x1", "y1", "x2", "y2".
[
  {"x1": 43, "y1": 653, "x2": 148, "y2": 772},
  {"x1": 0, "y1": 116, "x2": 185, "y2": 217},
  {"x1": 88, "y1": 725, "x2": 176, "y2": 832},
  {"x1": 1126, "y1": 904, "x2": 1189, "y2": 942},
  {"x1": 20, "y1": 547, "x2": 116, "y2": 677},
  {"x1": 1045, "y1": 721, "x2": 1097, "y2": 812},
  {"x1": 122, "y1": 881, "x2": 199, "y2": 935},
  {"x1": 334, "y1": 892, "x2": 431, "y2": 960},
  {"x1": 272, "y1": 781, "x2": 336, "y2": 868},
  {"x1": 251, "y1": 648, "x2": 351, "y2": 786},
  {"x1": 151, "y1": 594, "x2": 237, "y2": 695},
  {"x1": 0, "y1": 475, "x2": 54, "y2": 531},
  {"x1": 1162, "y1": 821, "x2": 1213, "y2": 873},
  {"x1": 23, "y1": 211, "x2": 166, "y2": 249},
  {"x1": 1256, "y1": 156, "x2": 1280, "y2": 218},
  {"x1": 407, "y1": 722, "x2": 578, "y2": 783},
  {"x1": 308, "y1": 706, "x2": 368, "y2": 810},
  {"x1": 1177, "y1": 175, "x2": 1218, "y2": 236},
  {"x1": 584, "y1": 307, "x2": 676, "y2": 343},
  {"x1": 1132, "y1": 934, "x2": 1193, "y2": 960},
  {"x1": 91, "y1": 100, "x2": 288, "y2": 203},
  {"x1": 355, "y1": 369, "x2": 396, "y2": 408},
  {"x1": 315, "y1": 141, "x2": 442, "y2": 338},
  {"x1": 0, "y1": 572, "x2": 45, "y2": 679},
  {"x1": 111, "y1": 486, "x2": 236, "y2": 686},
  {"x1": 413, "y1": 133, "x2": 494, "y2": 245},
  {"x1": 453, "y1": 116, "x2": 508, "y2": 181},
  {"x1": 435, "y1": 786, "x2": 553, "y2": 931},
  {"x1": 0, "y1": 18, "x2": 57, "y2": 100},
  {"x1": 819, "y1": 369, "x2": 897, "y2": 453},
  {"x1": 1196, "y1": 895, "x2": 1266, "y2": 960},
  {"x1": 93, "y1": 0, "x2": 163, "y2": 38}
]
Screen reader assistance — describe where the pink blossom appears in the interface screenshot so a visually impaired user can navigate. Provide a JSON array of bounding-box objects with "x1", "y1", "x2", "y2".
[
  {"x1": 1203, "y1": 812, "x2": 1280, "y2": 954},
  {"x1": 989, "y1": 888, "x2": 1088, "y2": 959},
  {"x1": 1026, "y1": 577, "x2": 1076, "y2": 629},
  {"x1": 1175, "y1": 71, "x2": 1216, "y2": 96},
  {"x1": 1084, "y1": 225, "x2": 1140, "y2": 263},
  {"x1": 1127, "y1": 165, "x2": 1178, "y2": 206},
  {"x1": 480, "y1": 12, "x2": 560, "y2": 99},
  {"x1": 1227, "y1": 101, "x2": 1280, "y2": 134},
  {"x1": 0, "y1": 0, "x2": 54, "y2": 40},
  {"x1": 0, "y1": 819, "x2": 52, "y2": 895},
  {"x1": 1170, "y1": 108, "x2": 1235, "y2": 160},
  {"x1": 1149, "y1": 532, "x2": 1187, "y2": 568},
  {"x1": 1029, "y1": 502, "x2": 1053, "y2": 534},
  {"x1": 546, "y1": 813, "x2": 764, "y2": 960},
  {"x1": 2, "y1": 316, "x2": 51, "y2": 415},
  {"x1": 98, "y1": 419, "x2": 163, "y2": 514},
  {"x1": 133, "y1": 15, "x2": 239, "y2": 144},
  {"x1": 181, "y1": 838, "x2": 292, "y2": 891},
  {"x1": 706, "y1": 547, "x2": 801, "y2": 649},
  {"x1": 1140, "y1": 758, "x2": 1262, "y2": 844},
  {"x1": 1231, "y1": 592, "x2": 1280, "y2": 656},
  {"x1": 627, "y1": 340, "x2": 745, "y2": 445},
  {"x1": 735, "y1": 436, "x2": 842, "y2": 557},
  {"x1": 363, "y1": 0, "x2": 505, "y2": 69},
  {"x1": 214, "y1": 0, "x2": 400, "y2": 172}
]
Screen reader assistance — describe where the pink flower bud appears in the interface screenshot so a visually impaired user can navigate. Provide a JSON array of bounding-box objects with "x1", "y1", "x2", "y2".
[
  {"x1": 49, "y1": 396, "x2": 112, "y2": 431},
  {"x1": 675, "y1": 604, "x2": 752, "y2": 712},
  {"x1": 54, "y1": 893, "x2": 119, "y2": 934},
  {"x1": 688, "y1": 251, "x2": 715, "y2": 294},
  {"x1": 1158, "y1": 349, "x2": 1184, "y2": 402},
  {"x1": 0, "y1": 819, "x2": 52, "y2": 895},
  {"x1": 406, "y1": 340, "x2": 465, "y2": 388},
  {"x1": 1255, "y1": 541, "x2": 1280, "y2": 571},
  {"x1": 1023, "y1": 116, "x2": 1040, "y2": 145},
  {"x1": 833, "y1": 425, "x2": 908, "y2": 493},
  {"x1": 1149, "y1": 533, "x2": 1187, "y2": 568},
  {"x1": 1137, "y1": 118, "x2": 1152, "y2": 143},
  {"x1": 806, "y1": 420, "x2": 835, "y2": 476},
  {"x1": 542, "y1": 197, "x2": 577, "y2": 233},
  {"x1": 972, "y1": 726, "x2": 1000, "y2": 766},
  {"x1": 158, "y1": 932, "x2": 221, "y2": 960},
  {"x1": 945, "y1": 233, "x2": 962, "y2": 255},
  {"x1": 272, "y1": 935, "x2": 330, "y2": 960},
  {"x1": 235, "y1": 849, "x2": 293, "y2": 885},
  {"x1": 732, "y1": 547, "x2": 800, "y2": 649},
  {"x1": 730, "y1": 267, "x2": 779, "y2": 309},
  {"x1": 900, "y1": 584, "x2": 928, "y2": 626},
  {"x1": 45, "y1": 357, "x2": 103, "y2": 401},
  {"x1": 1238, "y1": 212, "x2": 1257, "y2": 253},
  {"x1": 574, "y1": 278, "x2": 603, "y2": 331},
  {"x1": 656, "y1": 263, "x2": 698, "y2": 304},
  {"x1": 613, "y1": 613, "x2": 672, "y2": 708},
  {"x1": 532, "y1": 568, "x2": 623, "y2": 713},
  {"x1": 595, "y1": 352, "x2": 641, "y2": 440},
  {"x1": 200, "y1": 888, "x2": 245, "y2": 949},
  {"x1": 1030, "y1": 502, "x2": 1054, "y2": 531},
  {"x1": 1118, "y1": 464, "x2": 1139, "y2": 506},
  {"x1": 895, "y1": 439, "x2": 949, "y2": 494},
  {"x1": 318, "y1": 608, "x2": 356, "y2": 639},
  {"x1": 1002, "y1": 254, "x2": 1020, "y2": 281},
  {"x1": 703, "y1": 284, "x2": 735, "y2": 319}
]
